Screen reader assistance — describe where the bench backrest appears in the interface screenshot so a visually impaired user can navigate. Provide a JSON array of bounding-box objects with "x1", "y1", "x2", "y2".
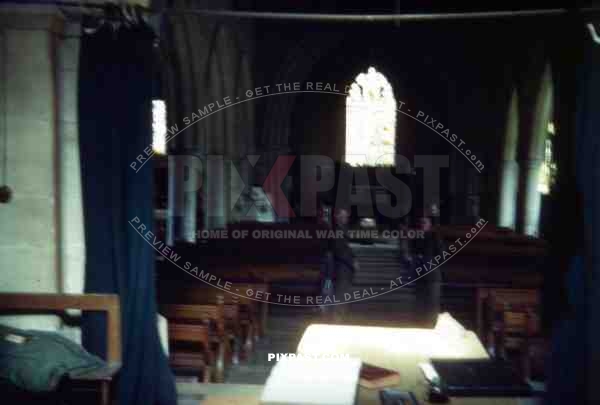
[
  {"x1": 160, "y1": 302, "x2": 226, "y2": 336},
  {"x1": 0, "y1": 293, "x2": 121, "y2": 365}
]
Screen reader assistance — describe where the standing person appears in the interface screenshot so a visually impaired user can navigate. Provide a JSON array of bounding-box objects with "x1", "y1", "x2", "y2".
[
  {"x1": 318, "y1": 202, "x2": 335, "y2": 316},
  {"x1": 317, "y1": 203, "x2": 355, "y2": 322},
  {"x1": 411, "y1": 210, "x2": 444, "y2": 326},
  {"x1": 332, "y1": 207, "x2": 355, "y2": 322}
]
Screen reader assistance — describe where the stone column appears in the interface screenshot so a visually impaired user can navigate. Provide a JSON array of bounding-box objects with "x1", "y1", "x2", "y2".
[
  {"x1": 517, "y1": 64, "x2": 553, "y2": 236},
  {"x1": 204, "y1": 154, "x2": 227, "y2": 229},
  {"x1": 520, "y1": 159, "x2": 544, "y2": 236},
  {"x1": 498, "y1": 89, "x2": 519, "y2": 229},
  {"x1": 167, "y1": 152, "x2": 200, "y2": 244},
  {"x1": 263, "y1": 147, "x2": 294, "y2": 222},
  {"x1": 57, "y1": 20, "x2": 84, "y2": 291},
  {"x1": 497, "y1": 160, "x2": 519, "y2": 229},
  {"x1": 56, "y1": 21, "x2": 85, "y2": 343}
]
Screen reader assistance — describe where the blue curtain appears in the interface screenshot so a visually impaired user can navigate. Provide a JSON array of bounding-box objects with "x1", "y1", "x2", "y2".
[
  {"x1": 573, "y1": 25, "x2": 600, "y2": 405},
  {"x1": 78, "y1": 19, "x2": 177, "y2": 405},
  {"x1": 545, "y1": 22, "x2": 598, "y2": 405}
]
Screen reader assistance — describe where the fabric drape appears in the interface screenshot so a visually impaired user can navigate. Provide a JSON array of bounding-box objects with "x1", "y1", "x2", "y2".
[
  {"x1": 78, "y1": 20, "x2": 177, "y2": 405},
  {"x1": 573, "y1": 23, "x2": 600, "y2": 405},
  {"x1": 545, "y1": 21, "x2": 596, "y2": 405}
]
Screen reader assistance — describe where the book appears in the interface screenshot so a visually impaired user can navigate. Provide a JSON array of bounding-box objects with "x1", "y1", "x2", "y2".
[
  {"x1": 260, "y1": 357, "x2": 362, "y2": 405},
  {"x1": 359, "y1": 363, "x2": 401, "y2": 389}
]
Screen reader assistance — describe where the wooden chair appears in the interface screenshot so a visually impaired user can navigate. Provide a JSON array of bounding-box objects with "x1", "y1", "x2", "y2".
[
  {"x1": 0, "y1": 293, "x2": 121, "y2": 405},
  {"x1": 160, "y1": 300, "x2": 230, "y2": 382}
]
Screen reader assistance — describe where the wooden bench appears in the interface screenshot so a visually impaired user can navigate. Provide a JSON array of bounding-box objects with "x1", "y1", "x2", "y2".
[
  {"x1": 158, "y1": 283, "x2": 259, "y2": 362},
  {"x1": 0, "y1": 293, "x2": 121, "y2": 405},
  {"x1": 167, "y1": 322, "x2": 213, "y2": 383},
  {"x1": 160, "y1": 300, "x2": 230, "y2": 382}
]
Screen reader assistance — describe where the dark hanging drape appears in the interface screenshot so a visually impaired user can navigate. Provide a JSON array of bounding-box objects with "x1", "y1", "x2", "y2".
[
  {"x1": 573, "y1": 23, "x2": 600, "y2": 405},
  {"x1": 545, "y1": 19, "x2": 597, "y2": 404},
  {"x1": 78, "y1": 19, "x2": 177, "y2": 405}
]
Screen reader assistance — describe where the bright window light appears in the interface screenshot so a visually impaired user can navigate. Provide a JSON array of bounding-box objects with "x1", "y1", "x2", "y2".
[
  {"x1": 345, "y1": 67, "x2": 396, "y2": 167},
  {"x1": 152, "y1": 99, "x2": 167, "y2": 155},
  {"x1": 538, "y1": 121, "x2": 556, "y2": 195}
]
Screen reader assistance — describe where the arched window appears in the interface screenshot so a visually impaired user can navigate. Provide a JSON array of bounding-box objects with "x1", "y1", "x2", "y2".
[{"x1": 345, "y1": 67, "x2": 396, "y2": 167}]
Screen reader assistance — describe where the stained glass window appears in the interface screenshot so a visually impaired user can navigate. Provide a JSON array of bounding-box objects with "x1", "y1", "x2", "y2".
[{"x1": 345, "y1": 67, "x2": 396, "y2": 167}]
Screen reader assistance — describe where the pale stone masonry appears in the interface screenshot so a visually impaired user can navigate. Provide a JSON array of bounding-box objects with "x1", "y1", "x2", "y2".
[{"x1": 0, "y1": 5, "x2": 84, "y2": 336}]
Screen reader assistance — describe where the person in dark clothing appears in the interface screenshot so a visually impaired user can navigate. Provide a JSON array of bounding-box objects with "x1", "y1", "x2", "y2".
[
  {"x1": 410, "y1": 213, "x2": 444, "y2": 326},
  {"x1": 318, "y1": 204, "x2": 355, "y2": 322},
  {"x1": 331, "y1": 207, "x2": 355, "y2": 322}
]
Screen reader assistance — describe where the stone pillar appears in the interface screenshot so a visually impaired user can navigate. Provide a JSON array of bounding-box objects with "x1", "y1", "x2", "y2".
[
  {"x1": 205, "y1": 155, "x2": 226, "y2": 229},
  {"x1": 0, "y1": 5, "x2": 64, "y2": 331},
  {"x1": 56, "y1": 21, "x2": 85, "y2": 343},
  {"x1": 517, "y1": 64, "x2": 553, "y2": 236},
  {"x1": 520, "y1": 159, "x2": 544, "y2": 236},
  {"x1": 498, "y1": 89, "x2": 519, "y2": 229},
  {"x1": 57, "y1": 21, "x2": 83, "y2": 296},
  {"x1": 167, "y1": 153, "x2": 200, "y2": 244},
  {"x1": 497, "y1": 160, "x2": 519, "y2": 229},
  {"x1": 263, "y1": 148, "x2": 294, "y2": 222},
  {"x1": 228, "y1": 158, "x2": 247, "y2": 223}
]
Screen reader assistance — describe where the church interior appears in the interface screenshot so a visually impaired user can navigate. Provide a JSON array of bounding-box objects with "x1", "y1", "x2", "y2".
[{"x1": 0, "y1": 1, "x2": 597, "y2": 405}]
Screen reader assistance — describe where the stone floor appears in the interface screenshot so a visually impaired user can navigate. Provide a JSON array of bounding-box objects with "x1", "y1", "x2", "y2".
[{"x1": 224, "y1": 306, "x2": 320, "y2": 385}]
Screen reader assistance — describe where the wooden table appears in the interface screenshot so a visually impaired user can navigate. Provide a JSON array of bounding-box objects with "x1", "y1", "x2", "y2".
[
  {"x1": 179, "y1": 382, "x2": 539, "y2": 405},
  {"x1": 180, "y1": 323, "x2": 541, "y2": 404}
]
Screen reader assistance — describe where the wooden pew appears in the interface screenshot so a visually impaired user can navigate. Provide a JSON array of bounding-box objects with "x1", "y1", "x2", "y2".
[
  {"x1": 156, "y1": 223, "x2": 327, "y2": 366},
  {"x1": 159, "y1": 301, "x2": 229, "y2": 382},
  {"x1": 158, "y1": 283, "x2": 257, "y2": 362},
  {"x1": 434, "y1": 224, "x2": 546, "y2": 334},
  {"x1": 0, "y1": 293, "x2": 121, "y2": 405},
  {"x1": 168, "y1": 323, "x2": 213, "y2": 383}
]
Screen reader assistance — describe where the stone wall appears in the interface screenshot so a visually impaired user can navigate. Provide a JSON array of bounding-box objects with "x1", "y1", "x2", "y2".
[{"x1": 0, "y1": 5, "x2": 85, "y2": 337}]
